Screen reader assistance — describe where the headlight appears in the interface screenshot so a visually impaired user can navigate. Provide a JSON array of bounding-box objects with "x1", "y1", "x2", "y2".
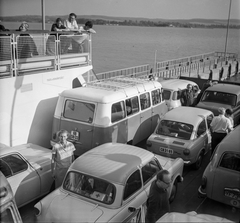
[
  {"x1": 34, "y1": 202, "x2": 42, "y2": 216},
  {"x1": 183, "y1": 149, "x2": 190, "y2": 155}
]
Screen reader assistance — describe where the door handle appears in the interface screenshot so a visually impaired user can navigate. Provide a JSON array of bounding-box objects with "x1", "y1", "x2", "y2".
[{"x1": 87, "y1": 129, "x2": 93, "y2": 132}]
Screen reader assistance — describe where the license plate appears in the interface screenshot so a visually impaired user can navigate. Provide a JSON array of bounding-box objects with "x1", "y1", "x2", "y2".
[
  {"x1": 224, "y1": 190, "x2": 240, "y2": 201},
  {"x1": 70, "y1": 130, "x2": 79, "y2": 141},
  {"x1": 159, "y1": 147, "x2": 173, "y2": 154}
]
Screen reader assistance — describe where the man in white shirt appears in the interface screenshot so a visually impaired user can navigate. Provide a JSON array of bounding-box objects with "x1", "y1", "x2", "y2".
[
  {"x1": 210, "y1": 107, "x2": 232, "y2": 155},
  {"x1": 64, "y1": 13, "x2": 79, "y2": 31}
]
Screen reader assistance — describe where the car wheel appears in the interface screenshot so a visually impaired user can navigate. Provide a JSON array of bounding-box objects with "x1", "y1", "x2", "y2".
[
  {"x1": 193, "y1": 152, "x2": 203, "y2": 170},
  {"x1": 169, "y1": 180, "x2": 178, "y2": 203}
]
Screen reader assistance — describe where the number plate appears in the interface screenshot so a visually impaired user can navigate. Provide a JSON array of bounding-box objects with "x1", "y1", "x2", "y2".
[
  {"x1": 159, "y1": 147, "x2": 173, "y2": 154},
  {"x1": 224, "y1": 190, "x2": 240, "y2": 201},
  {"x1": 70, "y1": 130, "x2": 79, "y2": 141}
]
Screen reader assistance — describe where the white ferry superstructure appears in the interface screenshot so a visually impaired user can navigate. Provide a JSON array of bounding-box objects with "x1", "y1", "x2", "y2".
[{"x1": 0, "y1": 31, "x2": 95, "y2": 147}]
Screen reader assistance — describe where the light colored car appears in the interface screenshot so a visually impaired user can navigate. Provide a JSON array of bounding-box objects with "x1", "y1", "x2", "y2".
[
  {"x1": 198, "y1": 125, "x2": 240, "y2": 209},
  {"x1": 160, "y1": 79, "x2": 200, "y2": 110},
  {"x1": 157, "y1": 211, "x2": 234, "y2": 222},
  {"x1": 146, "y1": 107, "x2": 214, "y2": 169},
  {"x1": 0, "y1": 143, "x2": 53, "y2": 208},
  {"x1": 0, "y1": 171, "x2": 23, "y2": 223},
  {"x1": 34, "y1": 143, "x2": 184, "y2": 223},
  {"x1": 196, "y1": 83, "x2": 240, "y2": 127}
]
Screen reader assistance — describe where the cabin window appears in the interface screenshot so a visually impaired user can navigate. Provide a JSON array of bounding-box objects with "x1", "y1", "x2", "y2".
[
  {"x1": 140, "y1": 92, "x2": 150, "y2": 110},
  {"x1": 1, "y1": 206, "x2": 15, "y2": 223},
  {"x1": 0, "y1": 154, "x2": 28, "y2": 177},
  {"x1": 151, "y1": 89, "x2": 162, "y2": 105},
  {"x1": 64, "y1": 100, "x2": 95, "y2": 123},
  {"x1": 142, "y1": 158, "x2": 161, "y2": 185},
  {"x1": 162, "y1": 89, "x2": 171, "y2": 100},
  {"x1": 123, "y1": 169, "x2": 142, "y2": 200},
  {"x1": 197, "y1": 120, "x2": 206, "y2": 137},
  {"x1": 219, "y1": 152, "x2": 240, "y2": 172},
  {"x1": 111, "y1": 101, "x2": 126, "y2": 123},
  {"x1": 125, "y1": 96, "x2": 139, "y2": 116}
]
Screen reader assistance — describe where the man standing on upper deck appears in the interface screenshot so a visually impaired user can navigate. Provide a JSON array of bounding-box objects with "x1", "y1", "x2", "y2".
[{"x1": 64, "y1": 13, "x2": 79, "y2": 31}]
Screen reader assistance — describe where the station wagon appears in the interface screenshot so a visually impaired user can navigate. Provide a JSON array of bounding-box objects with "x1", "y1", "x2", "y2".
[
  {"x1": 198, "y1": 125, "x2": 240, "y2": 208},
  {"x1": 196, "y1": 83, "x2": 240, "y2": 127},
  {"x1": 34, "y1": 143, "x2": 184, "y2": 223},
  {"x1": 146, "y1": 107, "x2": 214, "y2": 169}
]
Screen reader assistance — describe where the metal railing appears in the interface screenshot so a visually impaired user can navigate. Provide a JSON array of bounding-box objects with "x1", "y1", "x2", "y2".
[{"x1": 0, "y1": 31, "x2": 92, "y2": 78}]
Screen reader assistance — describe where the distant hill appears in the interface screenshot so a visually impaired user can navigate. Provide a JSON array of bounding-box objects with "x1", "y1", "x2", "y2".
[{"x1": 1, "y1": 15, "x2": 239, "y2": 26}]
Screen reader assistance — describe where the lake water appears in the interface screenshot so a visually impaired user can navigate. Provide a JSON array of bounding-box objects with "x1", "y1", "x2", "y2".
[{"x1": 2, "y1": 21, "x2": 240, "y2": 73}]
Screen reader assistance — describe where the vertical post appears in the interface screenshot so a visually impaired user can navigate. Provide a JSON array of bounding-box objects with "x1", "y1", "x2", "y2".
[
  {"x1": 224, "y1": 0, "x2": 232, "y2": 62},
  {"x1": 41, "y1": 0, "x2": 46, "y2": 30},
  {"x1": 154, "y1": 50, "x2": 157, "y2": 73}
]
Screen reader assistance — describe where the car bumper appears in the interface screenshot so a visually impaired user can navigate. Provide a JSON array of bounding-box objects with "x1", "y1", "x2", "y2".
[{"x1": 198, "y1": 186, "x2": 207, "y2": 198}]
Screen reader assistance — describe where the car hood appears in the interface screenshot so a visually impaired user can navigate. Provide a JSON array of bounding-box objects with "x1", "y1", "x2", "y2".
[
  {"x1": 157, "y1": 212, "x2": 233, "y2": 222},
  {"x1": 196, "y1": 102, "x2": 231, "y2": 116},
  {"x1": 155, "y1": 154, "x2": 178, "y2": 169},
  {"x1": 44, "y1": 193, "x2": 104, "y2": 223}
]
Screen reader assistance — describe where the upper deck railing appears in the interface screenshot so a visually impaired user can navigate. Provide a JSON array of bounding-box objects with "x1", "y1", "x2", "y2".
[{"x1": 0, "y1": 31, "x2": 92, "y2": 78}]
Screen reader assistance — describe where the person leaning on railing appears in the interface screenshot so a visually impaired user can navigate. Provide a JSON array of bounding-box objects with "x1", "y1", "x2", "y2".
[
  {"x1": 46, "y1": 18, "x2": 70, "y2": 55},
  {"x1": 16, "y1": 22, "x2": 39, "y2": 59}
]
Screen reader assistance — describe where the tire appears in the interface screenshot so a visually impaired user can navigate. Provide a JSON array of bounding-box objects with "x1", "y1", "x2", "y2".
[
  {"x1": 169, "y1": 180, "x2": 178, "y2": 203},
  {"x1": 193, "y1": 152, "x2": 203, "y2": 170}
]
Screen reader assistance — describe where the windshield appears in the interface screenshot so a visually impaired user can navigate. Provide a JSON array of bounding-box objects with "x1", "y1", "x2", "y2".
[
  {"x1": 201, "y1": 91, "x2": 236, "y2": 106},
  {"x1": 63, "y1": 171, "x2": 115, "y2": 204},
  {"x1": 156, "y1": 120, "x2": 193, "y2": 140}
]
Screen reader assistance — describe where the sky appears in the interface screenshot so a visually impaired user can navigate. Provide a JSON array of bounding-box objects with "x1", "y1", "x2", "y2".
[{"x1": 0, "y1": 0, "x2": 239, "y2": 20}]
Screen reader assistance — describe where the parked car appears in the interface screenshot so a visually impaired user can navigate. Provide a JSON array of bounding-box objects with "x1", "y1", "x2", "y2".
[
  {"x1": 160, "y1": 79, "x2": 200, "y2": 110},
  {"x1": 0, "y1": 171, "x2": 23, "y2": 223},
  {"x1": 0, "y1": 143, "x2": 53, "y2": 208},
  {"x1": 196, "y1": 83, "x2": 240, "y2": 127},
  {"x1": 34, "y1": 143, "x2": 184, "y2": 223},
  {"x1": 146, "y1": 107, "x2": 214, "y2": 169},
  {"x1": 198, "y1": 125, "x2": 240, "y2": 209},
  {"x1": 157, "y1": 211, "x2": 234, "y2": 222}
]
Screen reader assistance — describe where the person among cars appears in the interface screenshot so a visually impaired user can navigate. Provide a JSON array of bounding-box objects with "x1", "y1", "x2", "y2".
[
  {"x1": 225, "y1": 108, "x2": 234, "y2": 131},
  {"x1": 210, "y1": 107, "x2": 232, "y2": 155},
  {"x1": 51, "y1": 129, "x2": 76, "y2": 188},
  {"x1": 180, "y1": 84, "x2": 194, "y2": 106},
  {"x1": 195, "y1": 79, "x2": 213, "y2": 105},
  {"x1": 145, "y1": 170, "x2": 171, "y2": 223}
]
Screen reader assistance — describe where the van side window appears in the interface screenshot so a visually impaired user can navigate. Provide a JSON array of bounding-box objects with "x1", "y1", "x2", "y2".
[
  {"x1": 142, "y1": 158, "x2": 161, "y2": 185},
  {"x1": 123, "y1": 169, "x2": 142, "y2": 200},
  {"x1": 219, "y1": 152, "x2": 240, "y2": 172},
  {"x1": 125, "y1": 96, "x2": 139, "y2": 116},
  {"x1": 151, "y1": 89, "x2": 162, "y2": 105},
  {"x1": 162, "y1": 89, "x2": 171, "y2": 100},
  {"x1": 140, "y1": 93, "x2": 150, "y2": 110},
  {"x1": 1, "y1": 154, "x2": 28, "y2": 177},
  {"x1": 64, "y1": 100, "x2": 95, "y2": 123},
  {"x1": 111, "y1": 101, "x2": 126, "y2": 123}
]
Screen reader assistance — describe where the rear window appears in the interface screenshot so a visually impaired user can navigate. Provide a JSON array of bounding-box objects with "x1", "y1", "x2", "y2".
[
  {"x1": 64, "y1": 100, "x2": 95, "y2": 123},
  {"x1": 63, "y1": 171, "x2": 116, "y2": 204},
  {"x1": 156, "y1": 120, "x2": 193, "y2": 140},
  {"x1": 201, "y1": 91, "x2": 237, "y2": 106},
  {"x1": 162, "y1": 89, "x2": 171, "y2": 100},
  {"x1": 219, "y1": 152, "x2": 240, "y2": 172}
]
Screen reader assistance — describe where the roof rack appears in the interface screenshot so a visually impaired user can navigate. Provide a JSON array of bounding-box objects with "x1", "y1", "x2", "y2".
[{"x1": 88, "y1": 77, "x2": 157, "y2": 96}]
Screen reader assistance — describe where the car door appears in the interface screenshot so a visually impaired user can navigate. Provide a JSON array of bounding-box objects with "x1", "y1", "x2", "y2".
[
  {"x1": 0, "y1": 153, "x2": 41, "y2": 207},
  {"x1": 211, "y1": 152, "x2": 240, "y2": 208},
  {"x1": 118, "y1": 170, "x2": 148, "y2": 223}
]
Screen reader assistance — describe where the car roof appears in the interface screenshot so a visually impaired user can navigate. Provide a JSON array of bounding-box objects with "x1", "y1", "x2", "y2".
[
  {"x1": 160, "y1": 79, "x2": 198, "y2": 91},
  {"x1": 162, "y1": 107, "x2": 213, "y2": 126},
  {"x1": 206, "y1": 83, "x2": 240, "y2": 95},
  {"x1": 217, "y1": 125, "x2": 240, "y2": 153},
  {"x1": 61, "y1": 78, "x2": 162, "y2": 104},
  {"x1": 70, "y1": 143, "x2": 154, "y2": 185}
]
